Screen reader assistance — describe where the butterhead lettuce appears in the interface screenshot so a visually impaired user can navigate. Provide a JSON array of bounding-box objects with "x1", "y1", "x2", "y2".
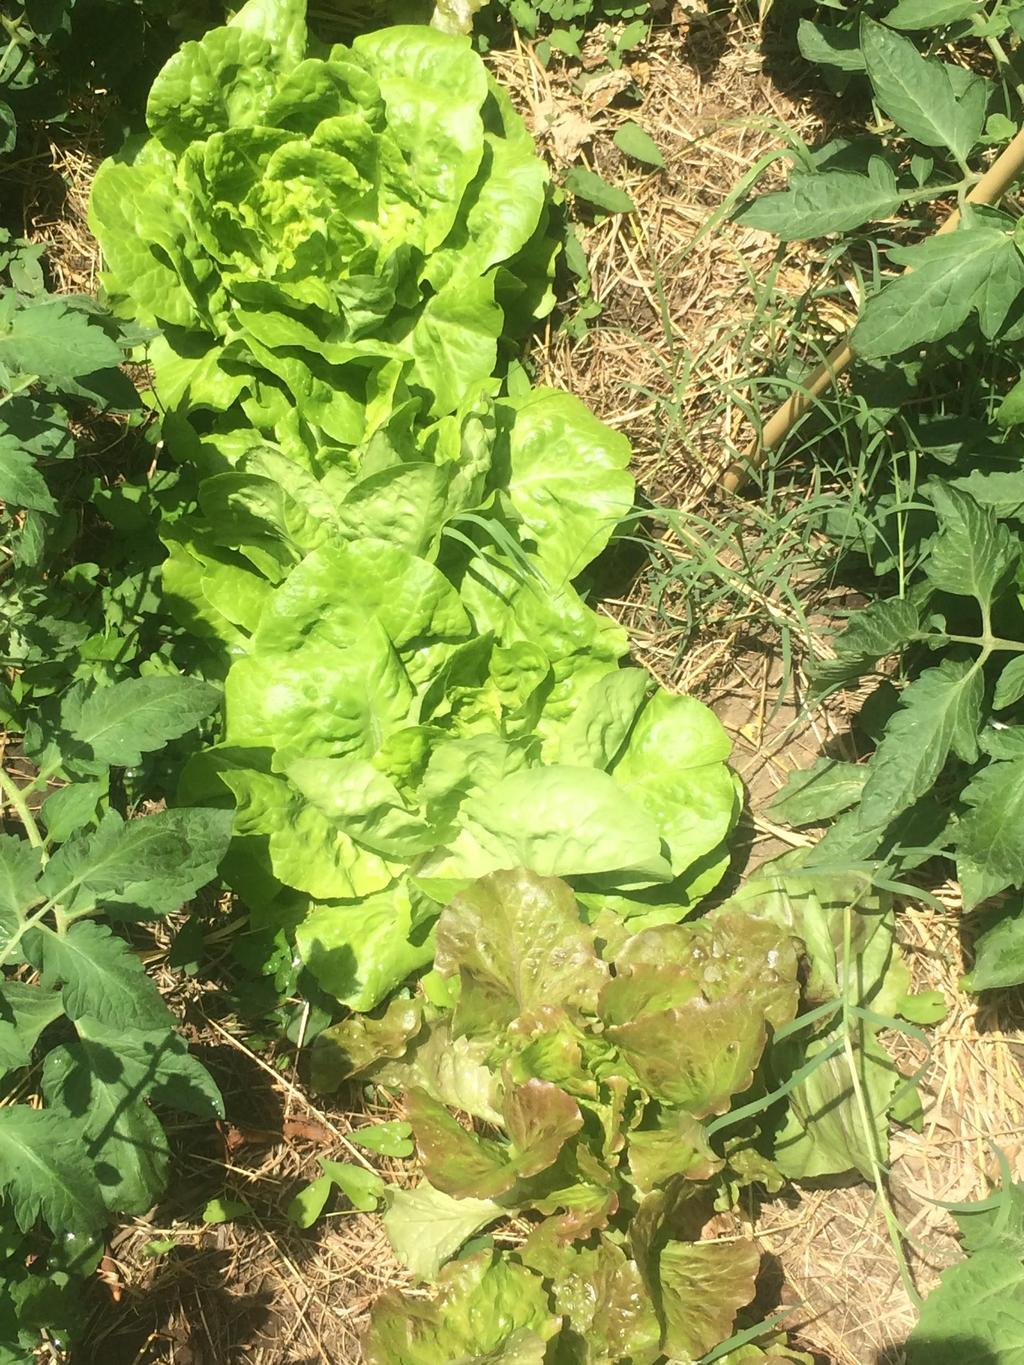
[{"x1": 89, "y1": 0, "x2": 557, "y2": 470}]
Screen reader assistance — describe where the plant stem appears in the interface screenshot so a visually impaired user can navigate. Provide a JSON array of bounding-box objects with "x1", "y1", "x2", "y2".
[
  {"x1": 940, "y1": 632, "x2": 1024, "y2": 653},
  {"x1": 840, "y1": 899, "x2": 922, "y2": 1310},
  {"x1": 0, "y1": 768, "x2": 43, "y2": 850}
]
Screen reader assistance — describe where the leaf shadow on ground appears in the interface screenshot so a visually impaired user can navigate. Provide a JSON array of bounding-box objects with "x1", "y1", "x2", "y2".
[{"x1": 877, "y1": 1337, "x2": 1000, "y2": 1365}]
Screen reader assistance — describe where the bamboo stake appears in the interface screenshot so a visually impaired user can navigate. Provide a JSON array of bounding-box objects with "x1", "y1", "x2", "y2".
[{"x1": 721, "y1": 125, "x2": 1024, "y2": 494}]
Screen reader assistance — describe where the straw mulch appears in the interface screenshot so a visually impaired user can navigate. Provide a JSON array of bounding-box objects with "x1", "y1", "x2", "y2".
[{"x1": 17, "y1": 9, "x2": 1024, "y2": 1363}]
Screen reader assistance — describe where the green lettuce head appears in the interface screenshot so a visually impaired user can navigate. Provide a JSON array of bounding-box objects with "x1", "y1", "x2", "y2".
[{"x1": 89, "y1": 0, "x2": 557, "y2": 468}]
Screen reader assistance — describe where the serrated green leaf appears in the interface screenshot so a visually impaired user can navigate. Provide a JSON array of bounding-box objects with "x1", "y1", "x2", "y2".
[
  {"x1": 994, "y1": 657, "x2": 1024, "y2": 710},
  {"x1": 860, "y1": 17, "x2": 986, "y2": 160},
  {"x1": 906, "y1": 1248, "x2": 1024, "y2": 1363},
  {"x1": 853, "y1": 225, "x2": 1024, "y2": 359},
  {"x1": 858, "y1": 659, "x2": 984, "y2": 829},
  {"x1": 962, "y1": 905, "x2": 1024, "y2": 991},
  {"x1": 0, "y1": 440, "x2": 56, "y2": 515},
  {"x1": 73, "y1": 1017, "x2": 223, "y2": 1119},
  {"x1": 613, "y1": 121, "x2": 664, "y2": 168},
  {"x1": 926, "y1": 485, "x2": 1019, "y2": 608},
  {"x1": 811, "y1": 597, "x2": 923, "y2": 693},
  {"x1": 954, "y1": 1180, "x2": 1024, "y2": 1255},
  {"x1": 956, "y1": 758, "x2": 1024, "y2": 889},
  {"x1": 0, "y1": 298, "x2": 122, "y2": 390},
  {"x1": 0, "y1": 1107, "x2": 106, "y2": 1236},
  {"x1": 0, "y1": 983, "x2": 63, "y2": 1074},
  {"x1": 767, "y1": 758, "x2": 867, "y2": 826},
  {"x1": 42, "y1": 1040, "x2": 170, "y2": 1214},
  {"x1": 564, "y1": 167, "x2": 636, "y2": 215},
  {"x1": 40, "y1": 780, "x2": 106, "y2": 843},
  {"x1": 37, "y1": 808, "x2": 231, "y2": 919},
  {"x1": 62, "y1": 677, "x2": 221, "y2": 767},
  {"x1": 25, "y1": 921, "x2": 173, "y2": 1031},
  {"x1": 885, "y1": 0, "x2": 979, "y2": 29},
  {"x1": 0, "y1": 836, "x2": 43, "y2": 941},
  {"x1": 738, "y1": 166, "x2": 901, "y2": 240},
  {"x1": 103, "y1": 808, "x2": 234, "y2": 919}
]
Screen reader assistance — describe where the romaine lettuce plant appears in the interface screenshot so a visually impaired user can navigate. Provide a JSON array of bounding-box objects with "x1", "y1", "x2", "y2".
[{"x1": 89, "y1": 0, "x2": 559, "y2": 473}]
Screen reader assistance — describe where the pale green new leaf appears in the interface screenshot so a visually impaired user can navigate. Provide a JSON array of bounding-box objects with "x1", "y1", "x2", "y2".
[
  {"x1": 294, "y1": 890, "x2": 435, "y2": 1013},
  {"x1": 383, "y1": 1182, "x2": 503, "y2": 1281},
  {"x1": 460, "y1": 766, "x2": 671, "y2": 883},
  {"x1": 504, "y1": 388, "x2": 634, "y2": 583}
]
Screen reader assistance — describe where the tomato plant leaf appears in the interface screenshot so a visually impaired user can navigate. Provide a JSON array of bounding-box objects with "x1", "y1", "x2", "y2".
[
  {"x1": 860, "y1": 17, "x2": 987, "y2": 161},
  {"x1": 925, "y1": 485, "x2": 1019, "y2": 607},
  {"x1": 853, "y1": 224, "x2": 1024, "y2": 359},
  {"x1": 738, "y1": 164, "x2": 902, "y2": 240},
  {"x1": 885, "y1": 0, "x2": 979, "y2": 28},
  {"x1": 857, "y1": 660, "x2": 984, "y2": 829},
  {"x1": 61, "y1": 676, "x2": 221, "y2": 767},
  {"x1": 962, "y1": 904, "x2": 1024, "y2": 992},
  {"x1": 25, "y1": 921, "x2": 174, "y2": 1031},
  {"x1": 994, "y1": 657, "x2": 1024, "y2": 710},
  {"x1": 767, "y1": 758, "x2": 867, "y2": 826},
  {"x1": 0, "y1": 438, "x2": 57, "y2": 514},
  {"x1": 906, "y1": 1247, "x2": 1024, "y2": 1363},
  {"x1": 956, "y1": 758, "x2": 1024, "y2": 890},
  {"x1": 0, "y1": 982, "x2": 63, "y2": 1073},
  {"x1": 0, "y1": 1107, "x2": 106, "y2": 1236}
]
